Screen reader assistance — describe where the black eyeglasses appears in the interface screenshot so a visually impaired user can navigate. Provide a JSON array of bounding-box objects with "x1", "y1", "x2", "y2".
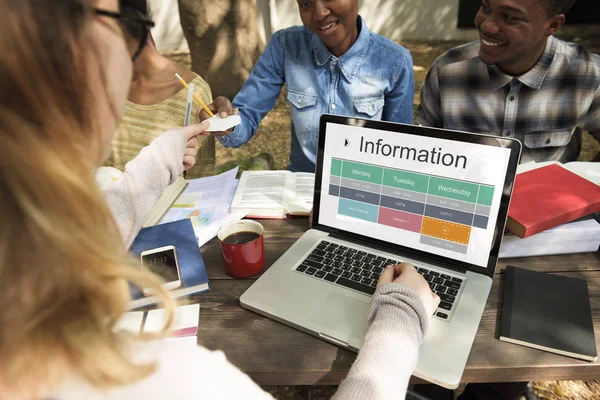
[{"x1": 94, "y1": 8, "x2": 155, "y2": 61}]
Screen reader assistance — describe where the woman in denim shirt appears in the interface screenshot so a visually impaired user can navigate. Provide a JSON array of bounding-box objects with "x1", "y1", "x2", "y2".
[{"x1": 206, "y1": 0, "x2": 415, "y2": 172}]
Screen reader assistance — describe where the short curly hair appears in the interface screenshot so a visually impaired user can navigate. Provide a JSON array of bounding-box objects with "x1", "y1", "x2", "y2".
[{"x1": 543, "y1": 0, "x2": 576, "y2": 16}]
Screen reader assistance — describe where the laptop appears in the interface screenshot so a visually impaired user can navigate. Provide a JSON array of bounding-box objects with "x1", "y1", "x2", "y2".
[{"x1": 240, "y1": 114, "x2": 521, "y2": 389}]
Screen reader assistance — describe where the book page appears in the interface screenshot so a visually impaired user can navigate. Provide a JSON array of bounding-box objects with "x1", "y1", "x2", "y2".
[
  {"x1": 114, "y1": 311, "x2": 144, "y2": 334},
  {"x1": 160, "y1": 167, "x2": 238, "y2": 229},
  {"x1": 564, "y1": 162, "x2": 600, "y2": 185},
  {"x1": 286, "y1": 172, "x2": 315, "y2": 215},
  {"x1": 293, "y1": 173, "x2": 315, "y2": 203},
  {"x1": 231, "y1": 171, "x2": 290, "y2": 212},
  {"x1": 143, "y1": 304, "x2": 200, "y2": 337}
]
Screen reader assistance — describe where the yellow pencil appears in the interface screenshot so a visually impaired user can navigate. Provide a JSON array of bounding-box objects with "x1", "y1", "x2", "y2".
[{"x1": 175, "y1": 73, "x2": 215, "y2": 117}]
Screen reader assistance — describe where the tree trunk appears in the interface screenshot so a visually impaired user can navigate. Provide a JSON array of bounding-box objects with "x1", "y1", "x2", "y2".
[{"x1": 178, "y1": 0, "x2": 262, "y2": 99}]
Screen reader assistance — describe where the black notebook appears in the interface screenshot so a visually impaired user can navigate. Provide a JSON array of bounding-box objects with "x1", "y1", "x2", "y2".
[{"x1": 499, "y1": 265, "x2": 597, "y2": 361}]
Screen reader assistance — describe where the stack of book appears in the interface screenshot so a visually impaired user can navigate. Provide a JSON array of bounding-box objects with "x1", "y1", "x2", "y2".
[{"x1": 499, "y1": 161, "x2": 600, "y2": 258}]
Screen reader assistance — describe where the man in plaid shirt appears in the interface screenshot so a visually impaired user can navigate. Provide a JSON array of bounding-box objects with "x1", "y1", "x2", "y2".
[
  {"x1": 416, "y1": 1, "x2": 598, "y2": 399},
  {"x1": 416, "y1": 0, "x2": 600, "y2": 163}
]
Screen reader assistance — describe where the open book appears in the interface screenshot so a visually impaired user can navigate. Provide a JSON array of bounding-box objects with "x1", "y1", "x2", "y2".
[{"x1": 229, "y1": 171, "x2": 315, "y2": 219}]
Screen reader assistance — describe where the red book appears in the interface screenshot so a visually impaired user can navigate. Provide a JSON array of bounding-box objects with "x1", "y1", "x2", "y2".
[{"x1": 506, "y1": 164, "x2": 600, "y2": 238}]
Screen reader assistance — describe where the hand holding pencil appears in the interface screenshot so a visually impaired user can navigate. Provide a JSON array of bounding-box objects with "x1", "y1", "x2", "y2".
[
  {"x1": 198, "y1": 96, "x2": 240, "y2": 137},
  {"x1": 180, "y1": 80, "x2": 211, "y2": 171},
  {"x1": 175, "y1": 74, "x2": 239, "y2": 137},
  {"x1": 175, "y1": 73, "x2": 214, "y2": 117}
]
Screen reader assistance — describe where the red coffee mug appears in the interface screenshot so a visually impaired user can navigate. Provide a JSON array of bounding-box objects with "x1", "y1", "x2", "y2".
[{"x1": 217, "y1": 220, "x2": 265, "y2": 278}]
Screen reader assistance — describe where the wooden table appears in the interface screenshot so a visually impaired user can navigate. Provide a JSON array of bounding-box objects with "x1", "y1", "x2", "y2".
[{"x1": 193, "y1": 219, "x2": 600, "y2": 385}]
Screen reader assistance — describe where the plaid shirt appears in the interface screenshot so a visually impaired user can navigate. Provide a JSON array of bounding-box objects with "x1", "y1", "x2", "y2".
[{"x1": 415, "y1": 36, "x2": 600, "y2": 163}]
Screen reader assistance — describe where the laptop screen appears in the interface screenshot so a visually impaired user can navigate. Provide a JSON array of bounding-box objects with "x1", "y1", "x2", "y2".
[{"x1": 314, "y1": 116, "x2": 521, "y2": 275}]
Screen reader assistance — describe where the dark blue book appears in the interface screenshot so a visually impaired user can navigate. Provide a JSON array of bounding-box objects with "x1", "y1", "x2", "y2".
[{"x1": 129, "y1": 219, "x2": 210, "y2": 309}]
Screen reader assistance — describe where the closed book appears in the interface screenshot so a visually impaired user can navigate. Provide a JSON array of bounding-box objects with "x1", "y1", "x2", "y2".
[
  {"x1": 506, "y1": 164, "x2": 600, "y2": 238},
  {"x1": 499, "y1": 218, "x2": 600, "y2": 258},
  {"x1": 143, "y1": 176, "x2": 189, "y2": 227},
  {"x1": 499, "y1": 266, "x2": 597, "y2": 361},
  {"x1": 129, "y1": 219, "x2": 210, "y2": 309}
]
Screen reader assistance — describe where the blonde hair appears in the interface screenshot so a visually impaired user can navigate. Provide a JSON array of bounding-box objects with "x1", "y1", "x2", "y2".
[{"x1": 0, "y1": 0, "x2": 174, "y2": 395}]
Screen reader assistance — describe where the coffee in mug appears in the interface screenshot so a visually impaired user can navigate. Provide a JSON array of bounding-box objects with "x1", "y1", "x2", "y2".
[
  {"x1": 222, "y1": 231, "x2": 261, "y2": 245},
  {"x1": 217, "y1": 220, "x2": 265, "y2": 278}
]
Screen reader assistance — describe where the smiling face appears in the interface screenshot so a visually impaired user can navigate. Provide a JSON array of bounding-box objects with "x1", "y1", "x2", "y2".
[
  {"x1": 474, "y1": 0, "x2": 564, "y2": 75},
  {"x1": 297, "y1": 0, "x2": 359, "y2": 58}
]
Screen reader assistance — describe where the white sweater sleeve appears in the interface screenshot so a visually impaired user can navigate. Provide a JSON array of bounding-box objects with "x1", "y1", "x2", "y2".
[
  {"x1": 332, "y1": 284, "x2": 429, "y2": 400},
  {"x1": 102, "y1": 130, "x2": 186, "y2": 247}
]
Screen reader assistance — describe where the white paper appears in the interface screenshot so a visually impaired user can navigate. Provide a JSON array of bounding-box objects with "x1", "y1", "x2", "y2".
[
  {"x1": 293, "y1": 173, "x2": 315, "y2": 203},
  {"x1": 232, "y1": 171, "x2": 289, "y2": 210},
  {"x1": 195, "y1": 179, "x2": 245, "y2": 247},
  {"x1": 515, "y1": 160, "x2": 540, "y2": 174},
  {"x1": 500, "y1": 218, "x2": 600, "y2": 258},
  {"x1": 563, "y1": 162, "x2": 600, "y2": 185},
  {"x1": 160, "y1": 167, "x2": 243, "y2": 246},
  {"x1": 287, "y1": 173, "x2": 315, "y2": 214},
  {"x1": 114, "y1": 311, "x2": 144, "y2": 333},
  {"x1": 166, "y1": 335, "x2": 199, "y2": 348},
  {"x1": 205, "y1": 114, "x2": 241, "y2": 132},
  {"x1": 143, "y1": 303, "x2": 200, "y2": 335}
]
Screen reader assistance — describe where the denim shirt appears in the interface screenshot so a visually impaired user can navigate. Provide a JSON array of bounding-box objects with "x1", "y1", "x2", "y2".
[{"x1": 219, "y1": 17, "x2": 414, "y2": 172}]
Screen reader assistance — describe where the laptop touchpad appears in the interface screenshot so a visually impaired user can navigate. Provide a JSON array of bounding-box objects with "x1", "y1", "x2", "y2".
[{"x1": 310, "y1": 292, "x2": 369, "y2": 343}]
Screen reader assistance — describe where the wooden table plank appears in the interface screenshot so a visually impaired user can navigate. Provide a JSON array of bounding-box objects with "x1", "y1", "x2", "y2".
[
  {"x1": 200, "y1": 219, "x2": 600, "y2": 279},
  {"x1": 194, "y1": 271, "x2": 600, "y2": 385}
]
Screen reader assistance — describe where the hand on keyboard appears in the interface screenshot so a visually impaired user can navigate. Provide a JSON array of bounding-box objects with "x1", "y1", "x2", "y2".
[{"x1": 377, "y1": 263, "x2": 441, "y2": 317}]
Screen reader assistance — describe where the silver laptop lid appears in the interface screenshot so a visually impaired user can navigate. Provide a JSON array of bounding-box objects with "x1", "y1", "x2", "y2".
[{"x1": 312, "y1": 115, "x2": 522, "y2": 279}]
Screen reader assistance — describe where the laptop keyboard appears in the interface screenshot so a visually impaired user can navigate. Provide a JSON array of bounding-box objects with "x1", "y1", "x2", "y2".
[{"x1": 294, "y1": 240, "x2": 464, "y2": 321}]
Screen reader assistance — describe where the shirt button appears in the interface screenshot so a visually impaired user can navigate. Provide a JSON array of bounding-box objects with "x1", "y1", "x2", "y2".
[
  {"x1": 509, "y1": 96, "x2": 515, "y2": 101},
  {"x1": 331, "y1": 60, "x2": 338, "y2": 66},
  {"x1": 298, "y1": 97, "x2": 303, "y2": 104},
  {"x1": 331, "y1": 104, "x2": 336, "y2": 110},
  {"x1": 368, "y1": 104, "x2": 374, "y2": 111},
  {"x1": 545, "y1": 138, "x2": 551, "y2": 144}
]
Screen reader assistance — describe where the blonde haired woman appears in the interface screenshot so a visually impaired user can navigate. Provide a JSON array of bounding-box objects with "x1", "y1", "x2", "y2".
[{"x1": 0, "y1": 1, "x2": 439, "y2": 399}]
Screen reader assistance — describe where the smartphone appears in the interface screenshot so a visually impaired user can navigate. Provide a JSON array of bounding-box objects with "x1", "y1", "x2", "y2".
[{"x1": 140, "y1": 245, "x2": 182, "y2": 295}]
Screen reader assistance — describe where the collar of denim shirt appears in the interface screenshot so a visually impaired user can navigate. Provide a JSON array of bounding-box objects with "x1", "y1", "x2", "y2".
[
  {"x1": 311, "y1": 16, "x2": 371, "y2": 83},
  {"x1": 487, "y1": 35, "x2": 557, "y2": 91}
]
